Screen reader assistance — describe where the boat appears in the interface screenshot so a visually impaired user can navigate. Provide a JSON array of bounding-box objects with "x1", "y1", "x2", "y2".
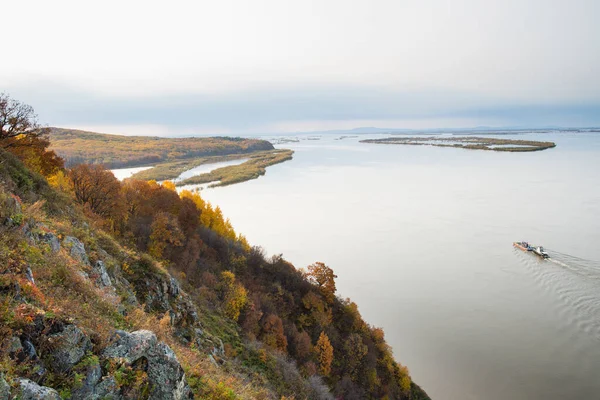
[
  {"x1": 532, "y1": 246, "x2": 549, "y2": 259},
  {"x1": 513, "y1": 241, "x2": 549, "y2": 259}
]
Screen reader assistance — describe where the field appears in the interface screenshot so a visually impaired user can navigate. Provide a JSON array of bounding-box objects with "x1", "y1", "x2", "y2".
[{"x1": 361, "y1": 136, "x2": 557, "y2": 152}]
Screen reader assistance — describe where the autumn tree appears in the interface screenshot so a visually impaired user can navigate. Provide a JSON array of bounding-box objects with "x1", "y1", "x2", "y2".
[
  {"x1": 69, "y1": 164, "x2": 123, "y2": 219},
  {"x1": 0, "y1": 93, "x2": 47, "y2": 147},
  {"x1": 306, "y1": 262, "x2": 337, "y2": 303},
  {"x1": 0, "y1": 93, "x2": 63, "y2": 175},
  {"x1": 315, "y1": 331, "x2": 334, "y2": 376},
  {"x1": 148, "y1": 211, "x2": 184, "y2": 259},
  {"x1": 220, "y1": 271, "x2": 248, "y2": 321},
  {"x1": 261, "y1": 314, "x2": 288, "y2": 352},
  {"x1": 344, "y1": 333, "x2": 368, "y2": 378},
  {"x1": 294, "y1": 330, "x2": 312, "y2": 361}
]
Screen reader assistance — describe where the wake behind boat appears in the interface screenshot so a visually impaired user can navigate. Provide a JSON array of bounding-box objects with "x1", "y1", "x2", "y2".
[{"x1": 514, "y1": 241, "x2": 550, "y2": 259}]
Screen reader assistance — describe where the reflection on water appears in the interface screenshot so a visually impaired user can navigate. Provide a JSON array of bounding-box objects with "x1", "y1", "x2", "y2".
[{"x1": 198, "y1": 132, "x2": 600, "y2": 400}]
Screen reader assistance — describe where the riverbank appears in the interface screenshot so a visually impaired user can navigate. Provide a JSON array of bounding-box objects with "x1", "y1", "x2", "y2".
[
  {"x1": 361, "y1": 136, "x2": 557, "y2": 152},
  {"x1": 175, "y1": 149, "x2": 294, "y2": 187}
]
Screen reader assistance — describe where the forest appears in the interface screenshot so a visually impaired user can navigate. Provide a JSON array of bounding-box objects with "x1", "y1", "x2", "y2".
[
  {"x1": 0, "y1": 93, "x2": 430, "y2": 399},
  {"x1": 48, "y1": 128, "x2": 275, "y2": 168}
]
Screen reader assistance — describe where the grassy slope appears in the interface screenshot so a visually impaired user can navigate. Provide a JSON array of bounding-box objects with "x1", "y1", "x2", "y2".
[
  {"x1": 0, "y1": 150, "x2": 430, "y2": 400},
  {"x1": 49, "y1": 128, "x2": 275, "y2": 168}
]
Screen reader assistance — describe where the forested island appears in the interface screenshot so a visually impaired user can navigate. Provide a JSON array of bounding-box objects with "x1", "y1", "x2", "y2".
[
  {"x1": 0, "y1": 94, "x2": 430, "y2": 398},
  {"x1": 361, "y1": 136, "x2": 557, "y2": 152}
]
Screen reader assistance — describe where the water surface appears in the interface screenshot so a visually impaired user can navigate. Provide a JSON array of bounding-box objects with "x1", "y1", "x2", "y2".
[{"x1": 194, "y1": 132, "x2": 600, "y2": 400}]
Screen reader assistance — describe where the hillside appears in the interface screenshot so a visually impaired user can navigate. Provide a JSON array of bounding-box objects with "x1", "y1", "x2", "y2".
[
  {"x1": 48, "y1": 128, "x2": 275, "y2": 168},
  {"x1": 0, "y1": 149, "x2": 430, "y2": 399}
]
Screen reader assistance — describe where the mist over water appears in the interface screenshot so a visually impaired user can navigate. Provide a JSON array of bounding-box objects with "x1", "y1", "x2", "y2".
[{"x1": 197, "y1": 132, "x2": 600, "y2": 400}]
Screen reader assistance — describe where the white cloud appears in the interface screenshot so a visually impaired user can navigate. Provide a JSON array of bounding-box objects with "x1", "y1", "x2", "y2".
[{"x1": 2, "y1": 0, "x2": 599, "y2": 132}]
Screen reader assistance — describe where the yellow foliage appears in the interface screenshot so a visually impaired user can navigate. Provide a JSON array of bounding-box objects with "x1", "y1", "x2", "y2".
[
  {"x1": 48, "y1": 170, "x2": 72, "y2": 193},
  {"x1": 314, "y1": 331, "x2": 334, "y2": 376},
  {"x1": 161, "y1": 180, "x2": 176, "y2": 191},
  {"x1": 180, "y1": 190, "x2": 249, "y2": 249},
  {"x1": 220, "y1": 271, "x2": 247, "y2": 321}
]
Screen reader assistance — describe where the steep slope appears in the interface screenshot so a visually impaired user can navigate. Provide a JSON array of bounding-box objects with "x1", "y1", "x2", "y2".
[{"x1": 0, "y1": 150, "x2": 430, "y2": 399}]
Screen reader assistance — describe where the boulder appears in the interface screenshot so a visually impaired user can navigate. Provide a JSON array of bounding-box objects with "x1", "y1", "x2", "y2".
[
  {"x1": 0, "y1": 372, "x2": 10, "y2": 399},
  {"x1": 63, "y1": 236, "x2": 90, "y2": 265},
  {"x1": 47, "y1": 324, "x2": 91, "y2": 372},
  {"x1": 103, "y1": 330, "x2": 191, "y2": 400},
  {"x1": 70, "y1": 361, "x2": 102, "y2": 400},
  {"x1": 25, "y1": 266, "x2": 35, "y2": 285},
  {"x1": 169, "y1": 277, "x2": 180, "y2": 297},
  {"x1": 16, "y1": 378, "x2": 61, "y2": 400},
  {"x1": 93, "y1": 260, "x2": 112, "y2": 287},
  {"x1": 40, "y1": 232, "x2": 60, "y2": 253},
  {"x1": 93, "y1": 376, "x2": 121, "y2": 399}
]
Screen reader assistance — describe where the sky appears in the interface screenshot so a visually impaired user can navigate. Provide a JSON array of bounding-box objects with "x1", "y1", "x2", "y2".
[{"x1": 3, "y1": 0, "x2": 599, "y2": 135}]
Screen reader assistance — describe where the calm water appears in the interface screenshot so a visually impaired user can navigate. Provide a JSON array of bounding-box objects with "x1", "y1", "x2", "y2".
[{"x1": 198, "y1": 132, "x2": 600, "y2": 399}]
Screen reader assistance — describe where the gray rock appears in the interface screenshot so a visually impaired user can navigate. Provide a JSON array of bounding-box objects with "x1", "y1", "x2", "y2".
[
  {"x1": 169, "y1": 277, "x2": 180, "y2": 297},
  {"x1": 40, "y1": 232, "x2": 60, "y2": 253},
  {"x1": 47, "y1": 325, "x2": 91, "y2": 372},
  {"x1": 17, "y1": 378, "x2": 61, "y2": 400},
  {"x1": 93, "y1": 260, "x2": 112, "y2": 287},
  {"x1": 25, "y1": 266, "x2": 35, "y2": 285},
  {"x1": 6, "y1": 194, "x2": 21, "y2": 214},
  {"x1": 103, "y1": 330, "x2": 191, "y2": 400},
  {"x1": 0, "y1": 372, "x2": 10, "y2": 399},
  {"x1": 71, "y1": 361, "x2": 102, "y2": 400},
  {"x1": 8, "y1": 336, "x2": 23, "y2": 355},
  {"x1": 93, "y1": 376, "x2": 121, "y2": 400},
  {"x1": 63, "y1": 236, "x2": 90, "y2": 265},
  {"x1": 22, "y1": 340, "x2": 38, "y2": 359}
]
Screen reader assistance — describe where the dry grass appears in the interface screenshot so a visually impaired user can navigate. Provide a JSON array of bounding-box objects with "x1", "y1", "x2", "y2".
[{"x1": 177, "y1": 149, "x2": 294, "y2": 187}]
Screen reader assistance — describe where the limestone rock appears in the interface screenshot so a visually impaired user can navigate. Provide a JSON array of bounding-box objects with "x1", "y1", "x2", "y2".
[
  {"x1": 93, "y1": 260, "x2": 112, "y2": 287},
  {"x1": 103, "y1": 330, "x2": 191, "y2": 400},
  {"x1": 93, "y1": 376, "x2": 121, "y2": 400},
  {"x1": 70, "y1": 361, "x2": 102, "y2": 400},
  {"x1": 63, "y1": 236, "x2": 90, "y2": 265},
  {"x1": 40, "y1": 232, "x2": 60, "y2": 253},
  {"x1": 47, "y1": 324, "x2": 91, "y2": 372},
  {"x1": 0, "y1": 372, "x2": 10, "y2": 399},
  {"x1": 16, "y1": 378, "x2": 61, "y2": 400},
  {"x1": 169, "y1": 277, "x2": 180, "y2": 297}
]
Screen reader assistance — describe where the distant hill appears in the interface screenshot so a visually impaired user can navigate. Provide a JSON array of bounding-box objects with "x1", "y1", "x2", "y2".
[{"x1": 49, "y1": 127, "x2": 274, "y2": 168}]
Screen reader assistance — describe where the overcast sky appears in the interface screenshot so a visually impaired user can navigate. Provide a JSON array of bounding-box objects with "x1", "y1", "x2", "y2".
[{"x1": 3, "y1": 0, "x2": 599, "y2": 135}]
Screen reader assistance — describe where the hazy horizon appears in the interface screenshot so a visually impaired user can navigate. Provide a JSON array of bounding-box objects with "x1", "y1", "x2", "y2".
[{"x1": 3, "y1": 0, "x2": 599, "y2": 135}]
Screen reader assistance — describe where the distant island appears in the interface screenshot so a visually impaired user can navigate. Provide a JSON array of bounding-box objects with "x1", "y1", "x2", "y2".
[{"x1": 361, "y1": 136, "x2": 557, "y2": 152}]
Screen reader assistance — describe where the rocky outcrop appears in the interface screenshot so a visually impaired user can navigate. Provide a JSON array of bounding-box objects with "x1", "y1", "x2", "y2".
[
  {"x1": 16, "y1": 378, "x2": 61, "y2": 400},
  {"x1": 40, "y1": 231, "x2": 60, "y2": 253},
  {"x1": 0, "y1": 373, "x2": 10, "y2": 399},
  {"x1": 103, "y1": 330, "x2": 192, "y2": 400},
  {"x1": 93, "y1": 260, "x2": 112, "y2": 287},
  {"x1": 63, "y1": 236, "x2": 90, "y2": 265},
  {"x1": 47, "y1": 324, "x2": 92, "y2": 372},
  {"x1": 70, "y1": 359, "x2": 122, "y2": 400}
]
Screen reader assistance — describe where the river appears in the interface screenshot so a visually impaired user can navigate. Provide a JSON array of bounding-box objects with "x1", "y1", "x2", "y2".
[{"x1": 162, "y1": 132, "x2": 600, "y2": 399}]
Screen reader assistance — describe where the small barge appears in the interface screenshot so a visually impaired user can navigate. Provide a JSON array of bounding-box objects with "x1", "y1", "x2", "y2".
[{"x1": 513, "y1": 241, "x2": 549, "y2": 259}]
